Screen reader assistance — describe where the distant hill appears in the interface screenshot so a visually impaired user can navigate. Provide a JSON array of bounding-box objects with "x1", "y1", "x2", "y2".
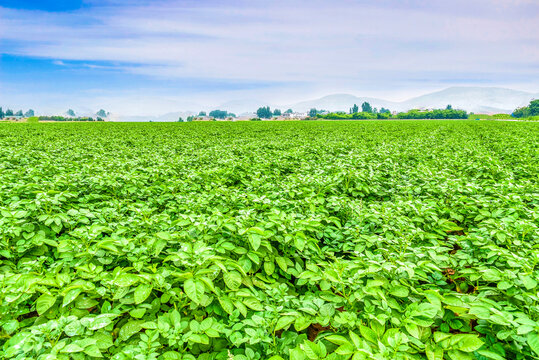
[
  {"x1": 287, "y1": 94, "x2": 395, "y2": 113},
  {"x1": 287, "y1": 87, "x2": 538, "y2": 114},
  {"x1": 106, "y1": 86, "x2": 538, "y2": 120},
  {"x1": 217, "y1": 99, "x2": 275, "y2": 114},
  {"x1": 402, "y1": 87, "x2": 538, "y2": 114}
]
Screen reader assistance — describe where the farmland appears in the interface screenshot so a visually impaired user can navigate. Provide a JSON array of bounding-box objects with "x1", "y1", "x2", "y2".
[{"x1": 0, "y1": 120, "x2": 538, "y2": 360}]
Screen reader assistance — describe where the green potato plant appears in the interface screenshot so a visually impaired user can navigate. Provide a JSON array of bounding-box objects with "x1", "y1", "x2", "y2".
[{"x1": 0, "y1": 120, "x2": 538, "y2": 360}]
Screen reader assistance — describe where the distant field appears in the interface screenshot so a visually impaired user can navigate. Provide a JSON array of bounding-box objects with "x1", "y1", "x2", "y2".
[
  {"x1": 469, "y1": 114, "x2": 539, "y2": 121},
  {"x1": 1, "y1": 121, "x2": 538, "y2": 359}
]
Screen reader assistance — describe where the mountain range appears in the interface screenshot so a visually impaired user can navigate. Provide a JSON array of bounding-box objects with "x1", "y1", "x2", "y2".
[
  {"x1": 278, "y1": 87, "x2": 538, "y2": 114},
  {"x1": 116, "y1": 86, "x2": 538, "y2": 121}
]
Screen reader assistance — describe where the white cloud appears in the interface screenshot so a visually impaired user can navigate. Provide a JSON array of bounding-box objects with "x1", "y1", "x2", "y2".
[{"x1": 0, "y1": 0, "x2": 537, "y2": 113}]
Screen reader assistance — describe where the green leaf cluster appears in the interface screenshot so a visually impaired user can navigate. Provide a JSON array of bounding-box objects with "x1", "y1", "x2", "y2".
[{"x1": 0, "y1": 120, "x2": 538, "y2": 359}]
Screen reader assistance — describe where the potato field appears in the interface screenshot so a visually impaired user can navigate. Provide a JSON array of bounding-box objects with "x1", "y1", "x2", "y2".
[{"x1": 0, "y1": 120, "x2": 538, "y2": 360}]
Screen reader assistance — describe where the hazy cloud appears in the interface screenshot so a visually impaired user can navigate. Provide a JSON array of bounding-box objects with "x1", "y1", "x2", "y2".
[{"x1": 0, "y1": 0, "x2": 537, "y2": 113}]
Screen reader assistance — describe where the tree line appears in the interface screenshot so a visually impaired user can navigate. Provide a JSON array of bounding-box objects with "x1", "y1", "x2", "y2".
[
  {"x1": 319, "y1": 103, "x2": 467, "y2": 120},
  {"x1": 0, "y1": 108, "x2": 34, "y2": 119},
  {"x1": 256, "y1": 107, "x2": 291, "y2": 119},
  {"x1": 513, "y1": 99, "x2": 539, "y2": 118},
  {"x1": 38, "y1": 116, "x2": 105, "y2": 122},
  {"x1": 1, "y1": 107, "x2": 111, "y2": 120}
]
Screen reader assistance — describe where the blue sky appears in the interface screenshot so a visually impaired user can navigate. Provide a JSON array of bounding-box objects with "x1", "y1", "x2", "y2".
[{"x1": 0, "y1": 0, "x2": 538, "y2": 115}]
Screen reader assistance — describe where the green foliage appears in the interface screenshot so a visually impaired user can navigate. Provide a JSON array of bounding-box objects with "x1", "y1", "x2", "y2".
[
  {"x1": 209, "y1": 110, "x2": 229, "y2": 119},
  {"x1": 0, "y1": 107, "x2": 3, "y2": 119},
  {"x1": 513, "y1": 99, "x2": 539, "y2": 118},
  {"x1": 396, "y1": 108, "x2": 468, "y2": 119},
  {"x1": 318, "y1": 112, "x2": 389, "y2": 120},
  {"x1": 198, "y1": 111, "x2": 207, "y2": 117},
  {"x1": 0, "y1": 120, "x2": 538, "y2": 359},
  {"x1": 96, "y1": 109, "x2": 108, "y2": 118},
  {"x1": 285, "y1": 109, "x2": 293, "y2": 114},
  {"x1": 361, "y1": 102, "x2": 372, "y2": 113},
  {"x1": 349, "y1": 104, "x2": 359, "y2": 114},
  {"x1": 66, "y1": 109, "x2": 76, "y2": 117},
  {"x1": 38, "y1": 116, "x2": 104, "y2": 122},
  {"x1": 24, "y1": 109, "x2": 35, "y2": 117},
  {"x1": 5, "y1": 109, "x2": 13, "y2": 116},
  {"x1": 257, "y1": 106, "x2": 272, "y2": 119},
  {"x1": 273, "y1": 109, "x2": 282, "y2": 116},
  {"x1": 26, "y1": 116, "x2": 39, "y2": 123},
  {"x1": 308, "y1": 108, "x2": 318, "y2": 117}
]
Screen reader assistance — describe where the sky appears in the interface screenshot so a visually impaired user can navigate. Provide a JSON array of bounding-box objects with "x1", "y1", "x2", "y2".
[{"x1": 0, "y1": 0, "x2": 538, "y2": 115}]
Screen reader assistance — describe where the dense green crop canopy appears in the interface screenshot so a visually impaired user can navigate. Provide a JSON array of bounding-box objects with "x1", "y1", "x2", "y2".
[{"x1": 0, "y1": 120, "x2": 538, "y2": 360}]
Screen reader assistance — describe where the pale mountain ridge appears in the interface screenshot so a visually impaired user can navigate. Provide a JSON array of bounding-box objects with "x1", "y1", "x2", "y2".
[
  {"x1": 112, "y1": 86, "x2": 538, "y2": 120},
  {"x1": 288, "y1": 87, "x2": 538, "y2": 114},
  {"x1": 287, "y1": 94, "x2": 396, "y2": 113}
]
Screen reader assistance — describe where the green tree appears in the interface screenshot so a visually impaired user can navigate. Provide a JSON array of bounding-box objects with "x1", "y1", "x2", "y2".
[
  {"x1": 529, "y1": 99, "x2": 539, "y2": 116},
  {"x1": 308, "y1": 108, "x2": 318, "y2": 117},
  {"x1": 446, "y1": 104, "x2": 453, "y2": 110},
  {"x1": 361, "y1": 102, "x2": 372, "y2": 113},
  {"x1": 256, "y1": 106, "x2": 272, "y2": 119},
  {"x1": 273, "y1": 109, "x2": 282, "y2": 116},
  {"x1": 198, "y1": 111, "x2": 206, "y2": 116},
  {"x1": 512, "y1": 99, "x2": 539, "y2": 118},
  {"x1": 24, "y1": 109, "x2": 35, "y2": 117},
  {"x1": 379, "y1": 107, "x2": 390, "y2": 114},
  {"x1": 285, "y1": 109, "x2": 293, "y2": 114},
  {"x1": 96, "y1": 109, "x2": 108, "y2": 118},
  {"x1": 0, "y1": 107, "x2": 4, "y2": 119},
  {"x1": 5, "y1": 109, "x2": 14, "y2": 116},
  {"x1": 512, "y1": 106, "x2": 528, "y2": 118},
  {"x1": 15, "y1": 110, "x2": 23, "y2": 116},
  {"x1": 350, "y1": 104, "x2": 359, "y2": 114},
  {"x1": 209, "y1": 110, "x2": 228, "y2": 119},
  {"x1": 178, "y1": 117, "x2": 184, "y2": 122},
  {"x1": 66, "y1": 109, "x2": 76, "y2": 117}
]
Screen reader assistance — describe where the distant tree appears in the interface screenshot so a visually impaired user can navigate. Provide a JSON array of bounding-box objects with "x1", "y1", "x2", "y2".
[
  {"x1": 361, "y1": 102, "x2": 372, "y2": 113},
  {"x1": 373, "y1": 107, "x2": 378, "y2": 114},
  {"x1": 446, "y1": 104, "x2": 453, "y2": 110},
  {"x1": 529, "y1": 99, "x2": 539, "y2": 116},
  {"x1": 350, "y1": 104, "x2": 359, "y2": 114},
  {"x1": 512, "y1": 99, "x2": 539, "y2": 118},
  {"x1": 96, "y1": 109, "x2": 108, "y2": 118},
  {"x1": 186, "y1": 116, "x2": 194, "y2": 122},
  {"x1": 512, "y1": 106, "x2": 528, "y2": 118},
  {"x1": 209, "y1": 110, "x2": 228, "y2": 119},
  {"x1": 308, "y1": 108, "x2": 318, "y2": 117},
  {"x1": 285, "y1": 109, "x2": 293, "y2": 114},
  {"x1": 228, "y1": 113, "x2": 236, "y2": 118},
  {"x1": 379, "y1": 107, "x2": 390, "y2": 114},
  {"x1": 396, "y1": 108, "x2": 467, "y2": 119},
  {"x1": 256, "y1": 106, "x2": 272, "y2": 119},
  {"x1": 24, "y1": 109, "x2": 35, "y2": 117},
  {"x1": 5, "y1": 109, "x2": 14, "y2": 116},
  {"x1": 15, "y1": 110, "x2": 23, "y2": 116},
  {"x1": 198, "y1": 111, "x2": 206, "y2": 116},
  {"x1": 178, "y1": 117, "x2": 184, "y2": 122},
  {"x1": 0, "y1": 107, "x2": 4, "y2": 119},
  {"x1": 273, "y1": 109, "x2": 282, "y2": 116},
  {"x1": 66, "y1": 109, "x2": 76, "y2": 117}
]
